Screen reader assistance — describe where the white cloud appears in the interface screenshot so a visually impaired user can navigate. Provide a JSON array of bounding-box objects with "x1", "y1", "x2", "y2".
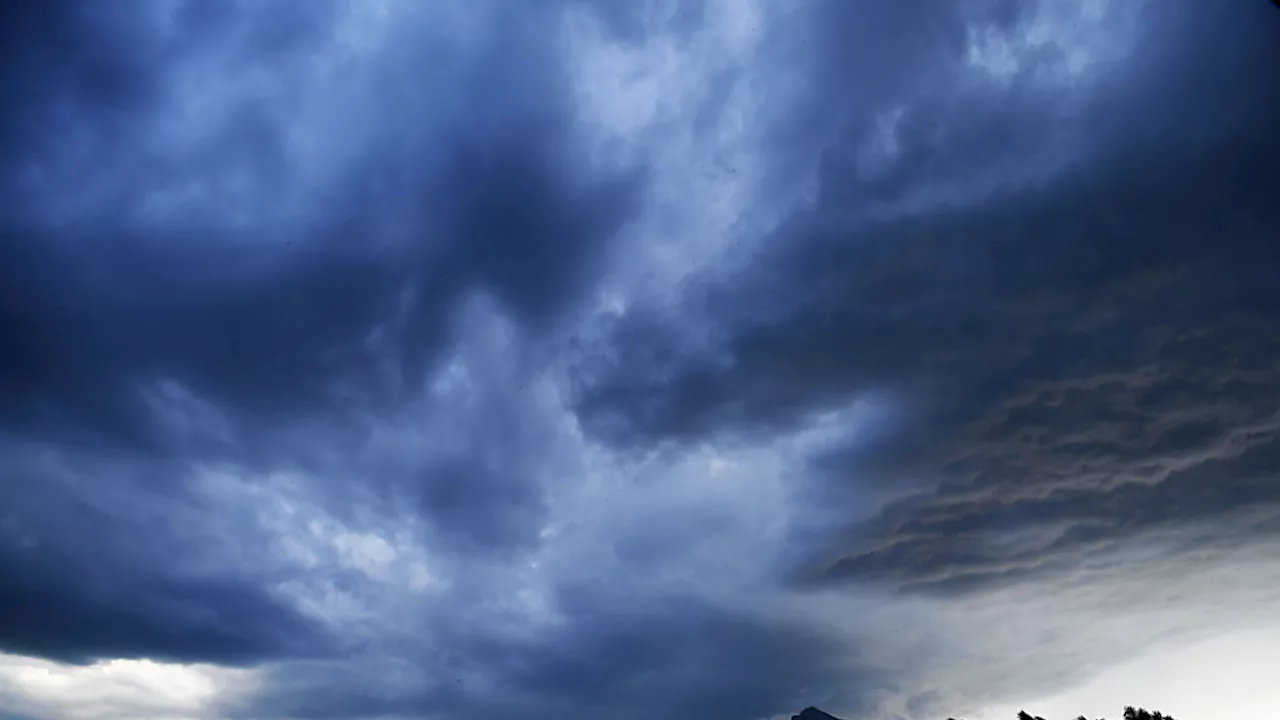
[{"x1": 0, "y1": 654, "x2": 258, "y2": 720}]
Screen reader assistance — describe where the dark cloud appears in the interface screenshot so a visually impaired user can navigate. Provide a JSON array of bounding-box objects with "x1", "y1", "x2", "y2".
[
  {"x1": 757, "y1": 0, "x2": 1060, "y2": 198},
  {"x1": 812, "y1": 437, "x2": 1280, "y2": 594},
  {"x1": 0, "y1": 0, "x2": 637, "y2": 675},
  {"x1": 0, "y1": 439, "x2": 333, "y2": 666},
  {"x1": 236, "y1": 594, "x2": 870, "y2": 720},
  {"x1": 491, "y1": 599, "x2": 860, "y2": 720},
  {"x1": 572, "y1": 0, "x2": 1280, "y2": 595},
  {"x1": 0, "y1": 1, "x2": 153, "y2": 166},
  {"x1": 430, "y1": 135, "x2": 641, "y2": 329},
  {"x1": 401, "y1": 345, "x2": 566, "y2": 555},
  {"x1": 0, "y1": 548, "x2": 329, "y2": 666},
  {"x1": 0, "y1": 118, "x2": 636, "y2": 456},
  {"x1": 415, "y1": 454, "x2": 548, "y2": 554},
  {"x1": 572, "y1": 131, "x2": 1280, "y2": 447},
  {"x1": 3, "y1": 0, "x2": 1280, "y2": 718}
]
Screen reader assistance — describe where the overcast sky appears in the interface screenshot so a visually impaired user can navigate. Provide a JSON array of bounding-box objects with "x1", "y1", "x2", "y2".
[{"x1": 1, "y1": 2, "x2": 1278, "y2": 719}]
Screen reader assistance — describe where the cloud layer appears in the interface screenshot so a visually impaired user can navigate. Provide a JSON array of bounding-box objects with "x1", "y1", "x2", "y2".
[{"x1": 1, "y1": 1, "x2": 1278, "y2": 719}]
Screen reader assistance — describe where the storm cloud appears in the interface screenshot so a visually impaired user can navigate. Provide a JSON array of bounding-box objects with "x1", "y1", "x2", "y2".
[
  {"x1": 1, "y1": 1, "x2": 1278, "y2": 720},
  {"x1": 573, "y1": 0, "x2": 1280, "y2": 591}
]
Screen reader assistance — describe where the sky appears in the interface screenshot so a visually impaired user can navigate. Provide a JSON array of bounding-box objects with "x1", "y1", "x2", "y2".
[{"x1": 0, "y1": 1, "x2": 1277, "y2": 719}]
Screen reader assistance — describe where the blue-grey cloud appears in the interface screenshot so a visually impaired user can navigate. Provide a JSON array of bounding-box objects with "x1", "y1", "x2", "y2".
[
  {"x1": 572, "y1": 0, "x2": 1280, "y2": 605},
  {"x1": 2, "y1": 1, "x2": 1278, "y2": 719},
  {"x1": 237, "y1": 594, "x2": 872, "y2": 720},
  {"x1": 0, "y1": 0, "x2": 638, "y2": 673},
  {"x1": 0, "y1": 435, "x2": 335, "y2": 666}
]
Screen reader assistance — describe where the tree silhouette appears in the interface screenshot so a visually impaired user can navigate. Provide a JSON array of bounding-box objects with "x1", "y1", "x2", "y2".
[
  {"x1": 803, "y1": 704, "x2": 1175, "y2": 720},
  {"x1": 1122, "y1": 707, "x2": 1173, "y2": 720},
  {"x1": 1006, "y1": 707, "x2": 1174, "y2": 720}
]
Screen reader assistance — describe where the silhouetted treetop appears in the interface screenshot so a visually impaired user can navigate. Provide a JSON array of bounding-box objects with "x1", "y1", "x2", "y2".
[{"x1": 795, "y1": 704, "x2": 1175, "y2": 720}]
